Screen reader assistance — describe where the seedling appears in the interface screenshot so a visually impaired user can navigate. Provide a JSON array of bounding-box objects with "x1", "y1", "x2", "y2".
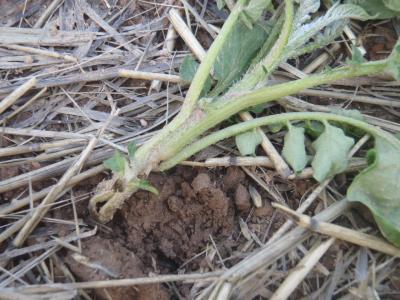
[{"x1": 90, "y1": 0, "x2": 400, "y2": 247}]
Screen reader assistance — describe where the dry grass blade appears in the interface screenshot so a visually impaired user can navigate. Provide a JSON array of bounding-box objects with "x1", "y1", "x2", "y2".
[
  {"x1": 0, "y1": 77, "x2": 36, "y2": 114},
  {"x1": 273, "y1": 203, "x2": 400, "y2": 257},
  {"x1": 118, "y1": 69, "x2": 184, "y2": 83},
  {"x1": 4, "y1": 271, "x2": 223, "y2": 294},
  {"x1": 169, "y1": 8, "x2": 206, "y2": 61},
  {"x1": 180, "y1": 156, "x2": 273, "y2": 167},
  {"x1": 270, "y1": 237, "x2": 335, "y2": 300},
  {"x1": 209, "y1": 199, "x2": 350, "y2": 299},
  {"x1": 12, "y1": 110, "x2": 118, "y2": 247}
]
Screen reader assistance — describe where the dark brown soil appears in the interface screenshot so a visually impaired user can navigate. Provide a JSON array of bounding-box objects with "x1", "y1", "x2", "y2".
[{"x1": 62, "y1": 166, "x2": 284, "y2": 299}]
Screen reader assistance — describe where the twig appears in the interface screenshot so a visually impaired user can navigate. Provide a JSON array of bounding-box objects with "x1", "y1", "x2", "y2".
[
  {"x1": 0, "y1": 77, "x2": 36, "y2": 114},
  {"x1": 169, "y1": 8, "x2": 206, "y2": 61}
]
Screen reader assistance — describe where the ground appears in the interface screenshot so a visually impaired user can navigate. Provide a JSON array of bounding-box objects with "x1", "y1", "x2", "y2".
[{"x1": 58, "y1": 166, "x2": 288, "y2": 299}]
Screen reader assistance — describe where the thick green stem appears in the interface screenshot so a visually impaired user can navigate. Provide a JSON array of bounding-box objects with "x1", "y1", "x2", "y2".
[
  {"x1": 130, "y1": 0, "x2": 247, "y2": 175},
  {"x1": 160, "y1": 112, "x2": 400, "y2": 170},
  {"x1": 156, "y1": 58, "x2": 389, "y2": 166},
  {"x1": 180, "y1": 0, "x2": 247, "y2": 114}
]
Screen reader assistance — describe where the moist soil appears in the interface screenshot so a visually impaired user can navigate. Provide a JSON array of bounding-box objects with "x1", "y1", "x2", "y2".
[{"x1": 58, "y1": 166, "x2": 297, "y2": 299}]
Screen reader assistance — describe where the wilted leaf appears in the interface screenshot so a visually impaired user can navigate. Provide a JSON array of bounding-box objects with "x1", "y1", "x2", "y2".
[
  {"x1": 127, "y1": 141, "x2": 137, "y2": 160},
  {"x1": 311, "y1": 123, "x2": 354, "y2": 182},
  {"x1": 347, "y1": 137, "x2": 400, "y2": 246},
  {"x1": 104, "y1": 151, "x2": 128, "y2": 176},
  {"x1": 235, "y1": 130, "x2": 263, "y2": 156},
  {"x1": 212, "y1": 22, "x2": 267, "y2": 95},
  {"x1": 282, "y1": 125, "x2": 308, "y2": 173}
]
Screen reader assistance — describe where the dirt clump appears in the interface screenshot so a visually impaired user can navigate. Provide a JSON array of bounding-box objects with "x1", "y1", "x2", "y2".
[
  {"x1": 62, "y1": 167, "x2": 280, "y2": 298},
  {"x1": 115, "y1": 168, "x2": 236, "y2": 270},
  {"x1": 234, "y1": 183, "x2": 251, "y2": 212},
  {"x1": 223, "y1": 167, "x2": 246, "y2": 191},
  {"x1": 191, "y1": 172, "x2": 212, "y2": 192}
]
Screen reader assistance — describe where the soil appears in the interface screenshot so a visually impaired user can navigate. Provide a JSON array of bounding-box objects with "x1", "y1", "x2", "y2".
[{"x1": 61, "y1": 166, "x2": 286, "y2": 299}]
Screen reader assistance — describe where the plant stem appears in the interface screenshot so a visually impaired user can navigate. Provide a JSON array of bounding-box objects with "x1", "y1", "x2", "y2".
[
  {"x1": 129, "y1": 0, "x2": 247, "y2": 175},
  {"x1": 180, "y1": 0, "x2": 247, "y2": 114},
  {"x1": 159, "y1": 112, "x2": 400, "y2": 170},
  {"x1": 158, "y1": 58, "x2": 389, "y2": 161}
]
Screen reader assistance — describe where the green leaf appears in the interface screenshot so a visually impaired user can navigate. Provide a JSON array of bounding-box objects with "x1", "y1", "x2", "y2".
[
  {"x1": 330, "y1": 108, "x2": 364, "y2": 121},
  {"x1": 286, "y1": 3, "x2": 372, "y2": 59},
  {"x1": 248, "y1": 104, "x2": 265, "y2": 115},
  {"x1": 383, "y1": 0, "x2": 400, "y2": 11},
  {"x1": 235, "y1": 130, "x2": 263, "y2": 156},
  {"x1": 243, "y1": 0, "x2": 272, "y2": 23},
  {"x1": 180, "y1": 56, "x2": 199, "y2": 82},
  {"x1": 179, "y1": 55, "x2": 212, "y2": 96},
  {"x1": 303, "y1": 120, "x2": 325, "y2": 138},
  {"x1": 211, "y1": 22, "x2": 267, "y2": 95},
  {"x1": 346, "y1": 0, "x2": 400, "y2": 19},
  {"x1": 129, "y1": 179, "x2": 159, "y2": 195},
  {"x1": 103, "y1": 151, "x2": 128, "y2": 176},
  {"x1": 347, "y1": 137, "x2": 400, "y2": 247},
  {"x1": 387, "y1": 43, "x2": 400, "y2": 80},
  {"x1": 267, "y1": 122, "x2": 285, "y2": 133},
  {"x1": 311, "y1": 123, "x2": 354, "y2": 182},
  {"x1": 282, "y1": 124, "x2": 308, "y2": 173},
  {"x1": 127, "y1": 141, "x2": 137, "y2": 160}
]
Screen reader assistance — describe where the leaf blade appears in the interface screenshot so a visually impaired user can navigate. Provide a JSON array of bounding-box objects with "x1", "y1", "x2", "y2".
[
  {"x1": 103, "y1": 151, "x2": 128, "y2": 176},
  {"x1": 282, "y1": 125, "x2": 308, "y2": 173},
  {"x1": 235, "y1": 130, "x2": 263, "y2": 156},
  {"x1": 311, "y1": 123, "x2": 354, "y2": 182},
  {"x1": 347, "y1": 137, "x2": 400, "y2": 246}
]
